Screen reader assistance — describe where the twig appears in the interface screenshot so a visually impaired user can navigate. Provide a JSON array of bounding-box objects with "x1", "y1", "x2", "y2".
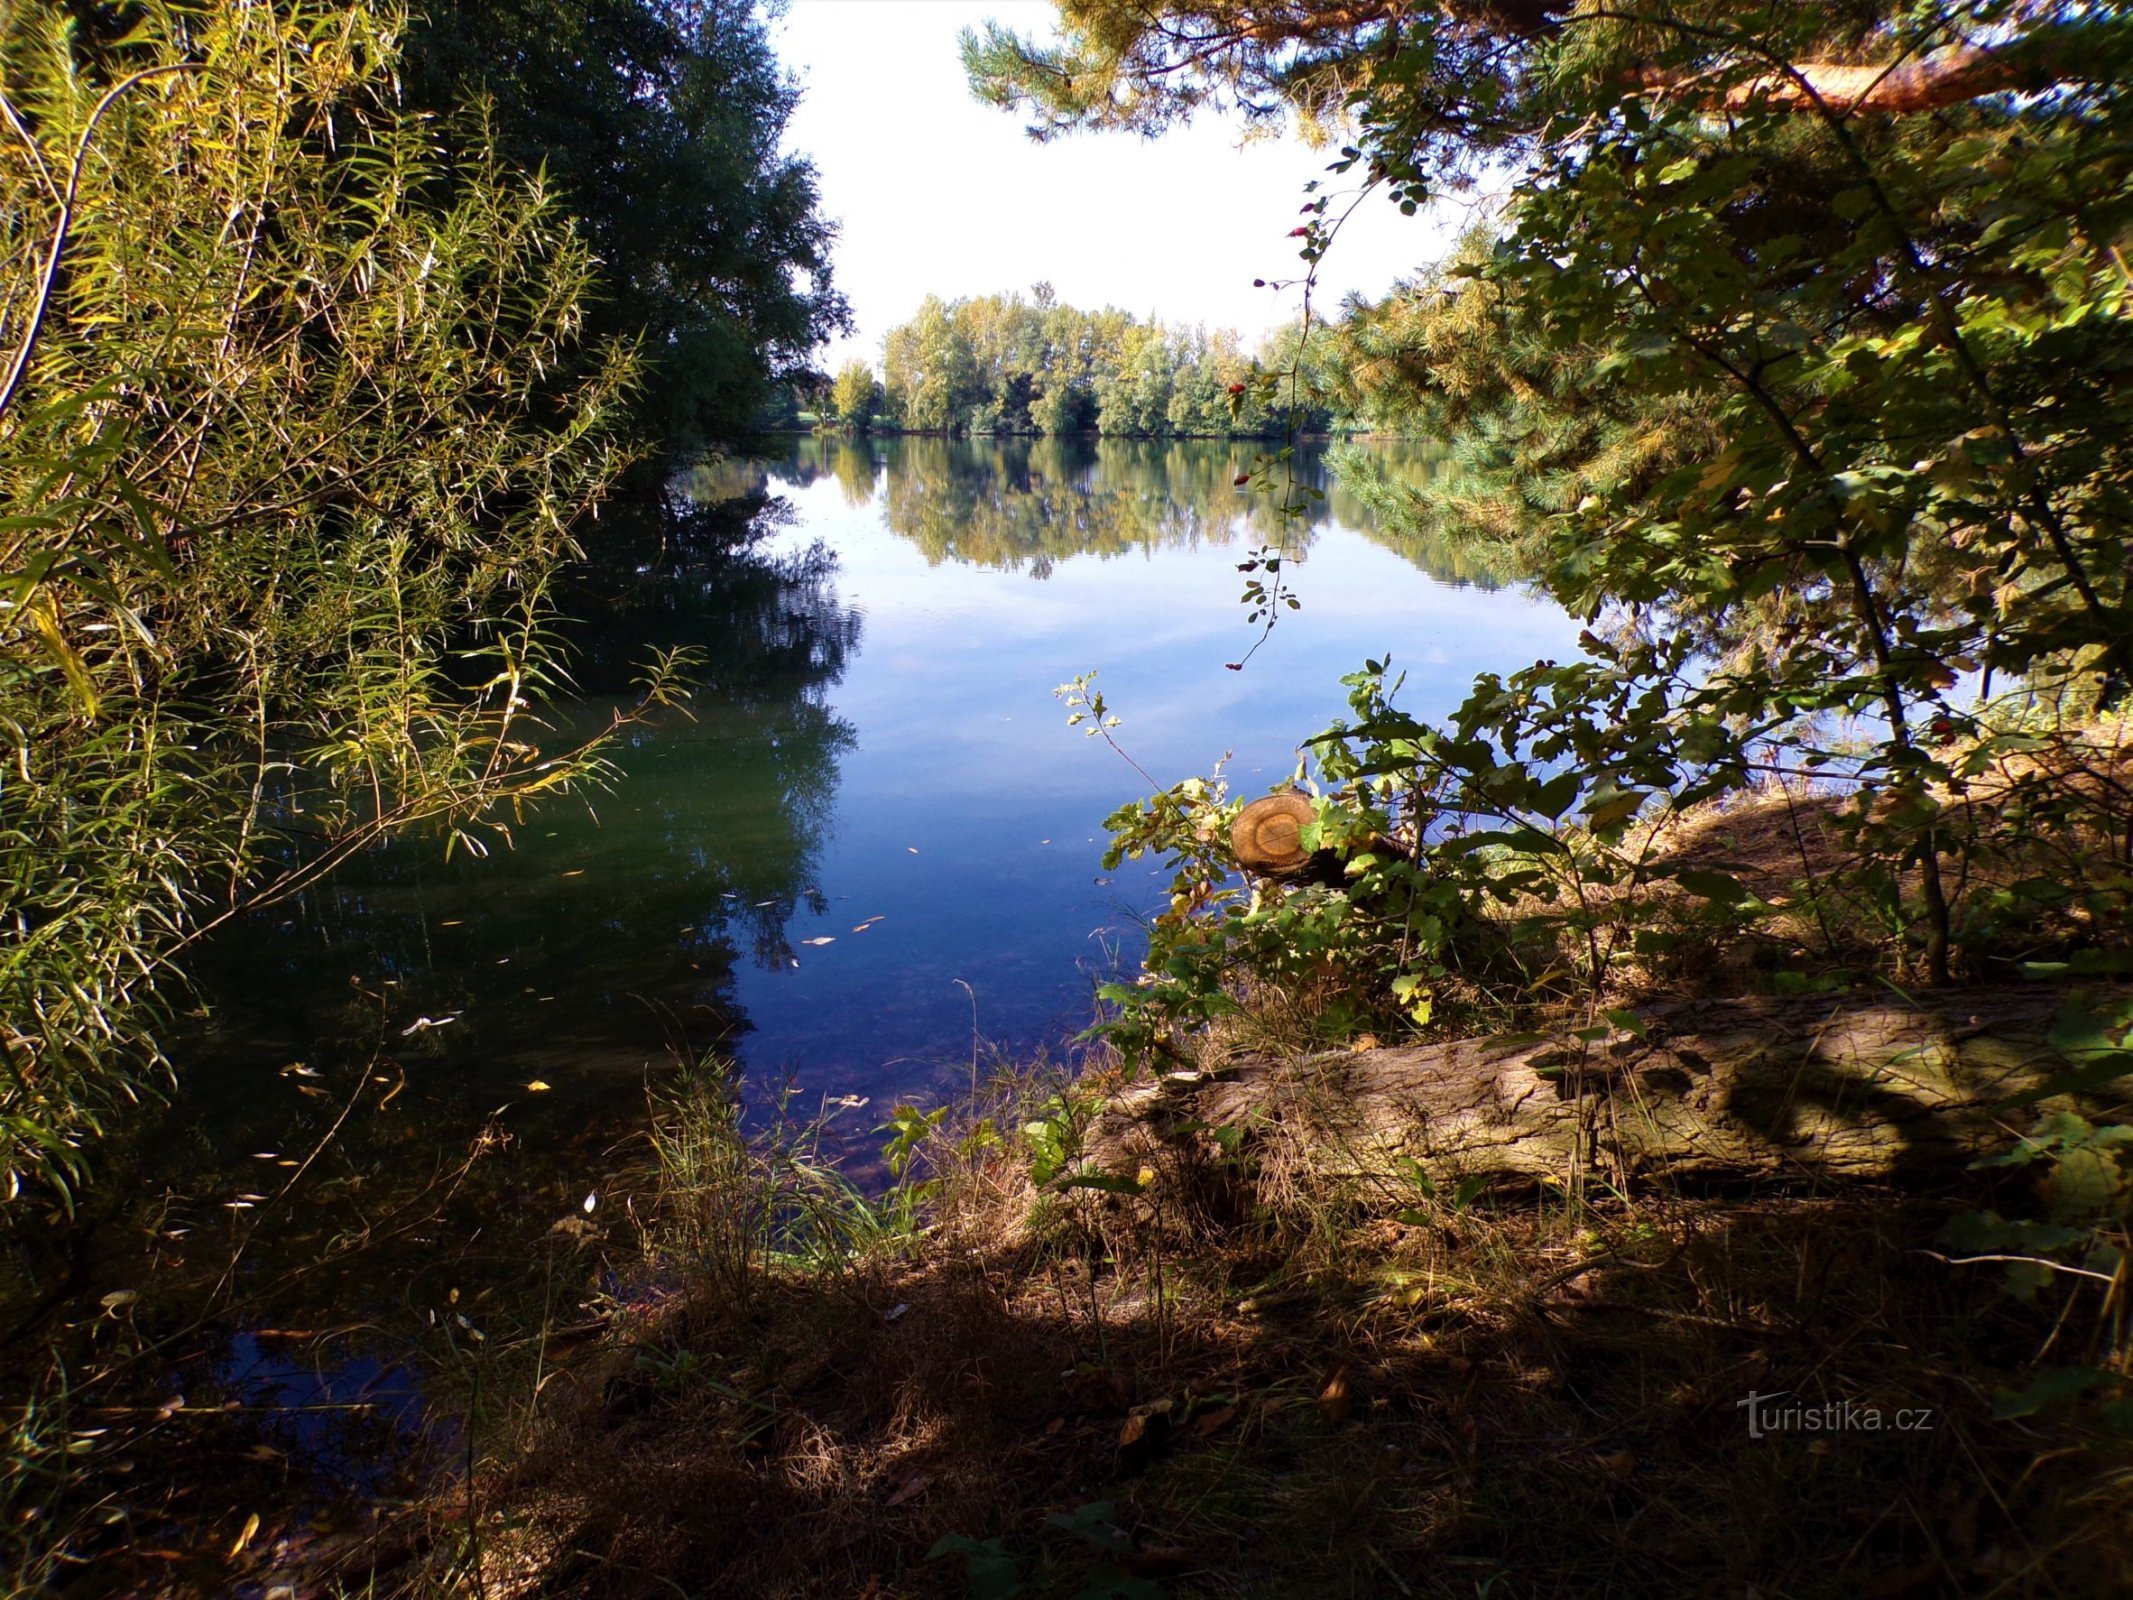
[{"x1": 0, "y1": 64, "x2": 200, "y2": 425}]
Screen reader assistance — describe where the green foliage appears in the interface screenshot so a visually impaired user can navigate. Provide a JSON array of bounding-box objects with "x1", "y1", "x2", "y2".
[
  {"x1": 1080, "y1": 651, "x2": 1789, "y2": 1055},
  {"x1": 649, "y1": 1058, "x2": 914, "y2": 1308},
  {"x1": 1355, "y1": 2, "x2": 2133, "y2": 983},
  {"x1": 881, "y1": 288, "x2": 1332, "y2": 438},
  {"x1": 400, "y1": 0, "x2": 847, "y2": 461},
  {"x1": 1940, "y1": 994, "x2": 2133, "y2": 1302},
  {"x1": 929, "y1": 1501, "x2": 1165, "y2": 1600},
  {"x1": 0, "y1": 1, "x2": 680, "y2": 1197},
  {"x1": 994, "y1": 1, "x2": 2133, "y2": 994}
]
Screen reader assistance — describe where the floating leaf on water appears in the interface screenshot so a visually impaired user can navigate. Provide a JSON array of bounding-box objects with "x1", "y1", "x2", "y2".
[
  {"x1": 561, "y1": 869, "x2": 584, "y2": 877},
  {"x1": 252, "y1": 1152, "x2": 279, "y2": 1160},
  {"x1": 525, "y1": 1080, "x2": 552, "y2": 1092},
  {"x1": 801, "y1": 936, "x2": 835, "y2": 946},
  {"x1": 755, "y1": 898, "x2": 777, "y2": 907},
  {"x1": 906, "y1": 846, "x2": 919, "y2": 854},
  {"x1": 790, "y1": 958, "x2": 800, "y2": 968},
  {"x1": 225, "y1": 1201, "x2": 255, "y2": 1210},
  {"x1": 229, "y1": 1512, "x2": 260, "y2": 1557},
  {"x1": 828, "y1": 1094, "x2": 869, "y2": 1109},
  {"x1": 438, "y1": 919, "x2": 464, "y2": 927},
  {"x1": 582, "y1": 1192, "x2": 598, "y2": 1213},
  {"x1": 99, "y1": 1290, "x2": 138, "y2": 1312}
]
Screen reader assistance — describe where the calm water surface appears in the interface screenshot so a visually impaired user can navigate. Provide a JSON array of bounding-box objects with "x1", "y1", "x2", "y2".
[{"x1": 191, "y1": 437, "x2": 1578, "y2": 1150}]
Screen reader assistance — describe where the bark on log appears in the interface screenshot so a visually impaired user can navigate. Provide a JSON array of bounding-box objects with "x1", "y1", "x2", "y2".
[{"x1": 1095, "y1": 987, "x2": 2125, "y2": 1191}]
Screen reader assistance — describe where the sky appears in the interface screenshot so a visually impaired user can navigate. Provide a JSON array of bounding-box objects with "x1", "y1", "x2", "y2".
[{"x1": 769, "y1": 0, "x2": 1461, "y2": 373}]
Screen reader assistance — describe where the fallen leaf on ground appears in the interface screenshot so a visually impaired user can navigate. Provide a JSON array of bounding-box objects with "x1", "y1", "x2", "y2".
[
  {"x1": 884, "y1": 1472, "x2": 932, "y2": 1508},
  {"x1": 1319, "y1": 1365, "x2": 1353, "y2": 1425},
  {"x1": 1192, "y1": 1403, "x2": 1239, "y2": 1437}
]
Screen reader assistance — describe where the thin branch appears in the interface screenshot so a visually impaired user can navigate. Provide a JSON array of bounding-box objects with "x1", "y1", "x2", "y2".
[{"x1": 0, "y1": 63, "x2": 200, "y2": 426}]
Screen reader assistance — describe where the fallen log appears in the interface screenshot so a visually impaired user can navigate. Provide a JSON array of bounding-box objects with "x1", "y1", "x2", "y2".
[{"x1": 1095, "y1": 987, "x2": 2127, "y2": 1191}]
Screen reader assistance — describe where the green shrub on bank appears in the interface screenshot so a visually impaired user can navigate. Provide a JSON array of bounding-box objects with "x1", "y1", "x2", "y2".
[{"x1": 0, "y1": 2, "x2": 685, "y2": 1200}]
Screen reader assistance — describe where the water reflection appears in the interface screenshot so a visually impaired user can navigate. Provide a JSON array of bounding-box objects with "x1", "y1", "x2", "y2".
[
  {"x1": 749, "y1": 434, "x2": 1510, "y2": 589},
  {"x1": 201, "y1": 503, "x2": 862, "y2": 1078}
]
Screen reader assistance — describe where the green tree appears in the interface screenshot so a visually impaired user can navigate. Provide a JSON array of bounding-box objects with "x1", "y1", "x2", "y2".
[
  {"x1": 878, "y1": 290, "x2": 1304, "y2": 438},
  {"x1": 401, "y1": 0, "x2": 848, "y2": 462},
  {"x1": 974, "y1": 1, "x2": 2133, "y2": 988},
  {"x1": 0, "y1": 1, "x2": 679, "y2": 1195}
]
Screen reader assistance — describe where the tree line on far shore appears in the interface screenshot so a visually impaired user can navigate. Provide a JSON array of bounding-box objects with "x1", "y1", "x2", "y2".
[{"x1": 819, "y1": 285, "x2": 1347, "y2": 438}]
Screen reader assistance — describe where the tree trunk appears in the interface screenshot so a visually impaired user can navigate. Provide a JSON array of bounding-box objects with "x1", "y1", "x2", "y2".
[{"x1": 1096, "y1": 988, "x2": 2118, "y2": 1192}]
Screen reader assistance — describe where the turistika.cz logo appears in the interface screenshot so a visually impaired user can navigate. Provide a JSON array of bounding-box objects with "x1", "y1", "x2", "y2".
[{"x1": 1737, "y1": 1390, "x2": 1936, "y2": 1440}]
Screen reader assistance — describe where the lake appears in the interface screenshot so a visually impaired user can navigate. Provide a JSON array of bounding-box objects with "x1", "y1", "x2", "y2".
[
  {"x1": 179, "y1": 436, "x2": 1578, "y2": 1175},
  {"x1": 20, "y1": 436, "x2": 1583, "y2": 1565}
]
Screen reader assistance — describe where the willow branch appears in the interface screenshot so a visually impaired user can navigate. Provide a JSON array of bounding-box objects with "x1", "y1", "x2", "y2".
[{"x1": 0, "y1": 64, "x2": 199, "y2": 426}]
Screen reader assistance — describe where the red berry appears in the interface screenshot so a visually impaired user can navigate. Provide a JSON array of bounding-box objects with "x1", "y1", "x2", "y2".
[{"x1": 1234, "y1": 472, "x2": 1250, "y2": 486}]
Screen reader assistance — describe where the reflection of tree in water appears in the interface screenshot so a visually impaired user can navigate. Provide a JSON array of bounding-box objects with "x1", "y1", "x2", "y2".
[
  {"x1": 870, "y1": 436, "x2": 1329, "y2": 573},
  {"x1": 184, "y1": 489, "x2": 861, "y2": 1129},
  {"x1": 764, "y1": 434, "x2": 1516, "y2": 589},
  {"x1": 1326, "y1": 442, "x2": 1533, "y2": 592},
  {"x1": 574, "y1": 493, "x2": 861, "y2": 974}
]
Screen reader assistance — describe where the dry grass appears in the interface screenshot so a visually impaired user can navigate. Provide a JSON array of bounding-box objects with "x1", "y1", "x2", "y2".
[{"x1": 375, "y1": 1061, "x2": 2133, "y2": 1600}]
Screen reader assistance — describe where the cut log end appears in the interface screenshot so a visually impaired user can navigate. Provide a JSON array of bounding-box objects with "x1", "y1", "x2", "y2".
[{"x1": 1232, "y1": 792, "x2": 1315, "y2": 876}]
